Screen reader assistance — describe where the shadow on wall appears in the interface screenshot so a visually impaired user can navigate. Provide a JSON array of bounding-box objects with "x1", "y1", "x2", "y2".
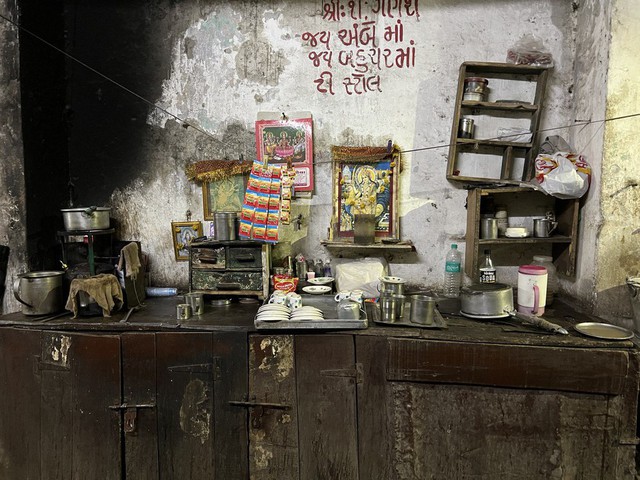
[
  {"x1": 0, "y1": 245, "x2": 8, "y2": 304},
  {"x1": 595, "y1": 283, "x2": 637, "y2": 329}
]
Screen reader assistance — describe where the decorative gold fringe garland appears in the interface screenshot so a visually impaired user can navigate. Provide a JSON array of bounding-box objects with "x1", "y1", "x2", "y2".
[
  {"x1": 185, "y1": 159, "x2": 253, "y2": 183},
  {"x1": 331, "y1": 144, "x2": 403, "y2": 172}
]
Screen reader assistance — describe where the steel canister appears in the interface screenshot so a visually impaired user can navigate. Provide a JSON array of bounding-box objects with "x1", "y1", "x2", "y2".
[{"x1": 458, "y1": 118, "x2": 475, "y2": 139}]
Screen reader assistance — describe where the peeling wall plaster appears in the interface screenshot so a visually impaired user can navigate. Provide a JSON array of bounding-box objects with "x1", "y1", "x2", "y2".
[
  {"x1": 594, "y1": 0, "x2": 640, "y2": 324},
  {"x1": 126, "y1": 0, "x2": 578, "y2": 293},
  {"x1": 0, "y1": 0, "x2": 26, "y2": 314}
]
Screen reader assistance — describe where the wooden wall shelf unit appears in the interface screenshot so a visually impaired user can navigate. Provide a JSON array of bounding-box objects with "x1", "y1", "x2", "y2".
[
  {"x1": 465, "y1": 187, "x2": 579, "y2": 279},
  {"x1": 447, "y1": 62, "x2": 549, "y2": 185}
]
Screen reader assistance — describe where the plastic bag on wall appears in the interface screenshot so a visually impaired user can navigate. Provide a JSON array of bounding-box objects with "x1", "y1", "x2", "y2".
[
  {"x1": 506, "y1": 34, "x2": 554, "y2": 68},
  {"x1": 533, "y1": 152, "x2": 592, "y2": 199}
]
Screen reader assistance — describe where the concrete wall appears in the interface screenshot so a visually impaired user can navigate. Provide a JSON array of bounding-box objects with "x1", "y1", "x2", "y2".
[
  {"x1": 0, "y1": 0, "x2": 27, "y2": 314},
  {"x1": 594, "y1": 0, "x2": 640, "y2": 325},
  {"x1": 83, "y1": 0, "x2": 580, "y2": 292}
]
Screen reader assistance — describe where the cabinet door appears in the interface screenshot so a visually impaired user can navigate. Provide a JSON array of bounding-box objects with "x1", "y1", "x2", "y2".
[
  {"x1": 381, "y1": 338, "x2": 639, "y2": 479},
  {"x1": 0, "y1": 328, "x2": 122, "y2": 479},
  {"x1": 122, "y1": 332, "x2": 248, "y2": 480},
  {"x1": 296, "y1": 335, "x2": 359, "y2": 479},
  {"x1": 248, "y1": 334, "x2": 359, "y2": 480}
]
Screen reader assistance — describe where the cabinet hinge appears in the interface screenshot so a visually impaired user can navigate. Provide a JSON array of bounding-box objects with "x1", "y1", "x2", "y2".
[
  {"x1": 320, "y1": 363, "x2": 363, "y2": 384},
  {"x1": 167, "y1": 357, "x2": 222, "y2": 379}
]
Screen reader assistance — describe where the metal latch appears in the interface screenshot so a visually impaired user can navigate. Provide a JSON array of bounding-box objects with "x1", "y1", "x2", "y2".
[
  {"x1": 320, "y1": 363, "x2": 363, "y2": 384},
  {"x1": 229, "y1": 399, "x2": 290, "y2": 429},
  {"x1": 109, "y1": 403, "x2": 155, "y2": 434}
]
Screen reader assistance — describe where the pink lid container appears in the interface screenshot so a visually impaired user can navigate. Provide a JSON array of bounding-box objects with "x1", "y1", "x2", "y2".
[{"x1": 519, "y1": 264, "x2": 547, "y2": 275}]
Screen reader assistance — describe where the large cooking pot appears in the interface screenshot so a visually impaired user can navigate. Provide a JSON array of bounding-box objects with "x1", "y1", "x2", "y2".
[
  {"x1": 460, "y1": 283, "x2": 514, "y2": 318},
  {"x1": 13, "y1": 271, "x2": 66, "y2": 316},
  {"x1": 61, "y1": 206, "x2": 111, "y2": 231}
]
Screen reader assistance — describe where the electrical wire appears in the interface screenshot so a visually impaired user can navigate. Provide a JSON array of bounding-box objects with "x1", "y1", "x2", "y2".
[{"x1": 1, "y1": 11, "x2": 639, "y2": 166}]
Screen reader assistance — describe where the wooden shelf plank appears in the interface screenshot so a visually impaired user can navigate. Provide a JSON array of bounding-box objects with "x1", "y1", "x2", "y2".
[
  {"x1": 478, "y1": 236, "x2": 573, "y2": 245},
  {"x1": 461, "y1": 100, "x2": 538, "y2": 112},
  {"x1": 321, "y1": 240, "x2": 416, "y2": 253}
]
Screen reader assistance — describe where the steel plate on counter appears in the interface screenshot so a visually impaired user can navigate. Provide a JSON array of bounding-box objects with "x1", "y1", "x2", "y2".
[{"x1": 574, "y1": 322, "x2": 635, "y2": 340}]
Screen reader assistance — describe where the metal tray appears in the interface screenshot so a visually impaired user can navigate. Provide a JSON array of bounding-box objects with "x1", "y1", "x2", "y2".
[
  {"x1": 254, "y1": 294, "x2": 368, "y2": 330},
  {"x1": 574, "y1": 322, "x2": 634, "y2": 340}
]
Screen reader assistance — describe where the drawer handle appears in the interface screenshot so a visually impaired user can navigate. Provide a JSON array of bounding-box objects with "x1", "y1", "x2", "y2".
[
  {"x1": 218, "y1": 282, "x2": 241, "y2": 290},
  {"x1": 234, "y1": 255, "x2": 255, "y2": 262}
]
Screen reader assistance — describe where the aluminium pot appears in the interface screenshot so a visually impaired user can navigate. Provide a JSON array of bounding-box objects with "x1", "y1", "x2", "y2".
[
  {"x1": 61, "y1": 206, "x2": 111, "y2": 231},
  {"x1": 460, "y1": 283, "x2": 514, "y2": 318}
]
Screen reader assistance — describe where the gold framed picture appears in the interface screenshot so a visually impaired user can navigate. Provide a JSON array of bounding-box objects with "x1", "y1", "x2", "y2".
[
  {"x1": 202, "y1": 175, "x2": 248, "y2": 220},
  {"x1": 171, "y1": 221, "x2": 202, "y2": 261},
  {"x1": 331, "y1": 146, "x2": 400, "y2": 241}
]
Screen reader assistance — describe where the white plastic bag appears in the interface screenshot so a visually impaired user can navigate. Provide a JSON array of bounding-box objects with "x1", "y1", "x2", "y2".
[
  {"x1": 533, "y1": 152, "x2": 592, "y2": 199},
  {"x1": 334, "y1": 257, "x2": 388, "y2": 298}
]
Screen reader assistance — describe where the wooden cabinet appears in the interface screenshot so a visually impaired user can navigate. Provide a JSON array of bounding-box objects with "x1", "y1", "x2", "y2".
[
  {"x1": 246, "y1": 330, "x2": 640, "y2": 479},
  {"x1": 1, "y1": 307, "x2": 638, "y2": 479},
  {"x1": 189, "y1": 240, "x2": 271, "y2": 299},
  {"x1": 447, "y1": 62, "x2": 549, "y2": 185},
  {"x1": 465, "y1": 186, "x2": 580, "y2": 278},
  {"x1": 0, "y1": 328, "x2": 248, "y2": 480}
]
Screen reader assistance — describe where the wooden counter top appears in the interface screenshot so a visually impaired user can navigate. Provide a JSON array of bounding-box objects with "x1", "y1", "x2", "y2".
[{"x1": 0, "y1": 294, "x2": 636, "y2": 349}]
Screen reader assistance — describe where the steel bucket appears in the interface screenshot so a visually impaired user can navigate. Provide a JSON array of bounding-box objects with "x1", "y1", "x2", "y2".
[{"x1": 13, "y1": 271, "x2": 66, "y2": 316}]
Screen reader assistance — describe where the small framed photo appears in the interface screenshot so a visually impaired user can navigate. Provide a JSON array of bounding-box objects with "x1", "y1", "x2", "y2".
[
  {"x1": 171, "y1": 221, "x2": 202, "y2": 261},
  {"x1": 202, "y1": 175, "x2": 248, "y2": 221}
]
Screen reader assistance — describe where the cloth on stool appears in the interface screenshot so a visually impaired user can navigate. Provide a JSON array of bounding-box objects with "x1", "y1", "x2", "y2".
[
  {"x1": 65, "y1": 274, "x2": 123, "y2": 318},
  {"x1": 117, "y1": 242, "x2": 141, "y2": 280}
]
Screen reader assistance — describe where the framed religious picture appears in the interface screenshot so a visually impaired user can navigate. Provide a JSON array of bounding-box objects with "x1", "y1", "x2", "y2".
[
  {"x1": 171, "y1": 221, "x2": 202, "y2": 261},
  {"x1": 202, "y1": 174, "x2": 248, "y2": 220},
  {"x1": 255, "y1": 116, "x2": 314, "y2": 193},
  {"x1": 330, "y1": 145, "x2": 400, "y2": 241}
]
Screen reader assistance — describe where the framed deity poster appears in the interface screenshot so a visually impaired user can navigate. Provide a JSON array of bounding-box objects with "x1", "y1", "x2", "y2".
[
  {"x1": 171, "y1": 221, "x2": 202, "y2": 261},
  {"x1": 202, "y1": 174, "x2": 248, "y2": 220},
  {"x1": 330, "y1": 145, "x2": 400, "y2": 241},
  {"x1": 255, "y1": 115, "x2": 314, "y2": 193}
]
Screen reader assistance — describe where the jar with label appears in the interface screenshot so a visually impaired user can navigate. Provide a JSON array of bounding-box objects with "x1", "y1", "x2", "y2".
[{"x1": 531, "y1": 255, "x2": 557, "y2": 305}]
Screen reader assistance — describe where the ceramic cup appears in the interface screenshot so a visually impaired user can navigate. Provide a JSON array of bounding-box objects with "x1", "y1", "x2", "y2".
[
  {"x1": 286, "y1": 292, "x2": 302, "y2": 309},
  {"x1": 334, "y1": 289, "x2": 364, "y2": 305},
  {"x1": 268, "y1": 290, "x2": 288, "y2": 305}
]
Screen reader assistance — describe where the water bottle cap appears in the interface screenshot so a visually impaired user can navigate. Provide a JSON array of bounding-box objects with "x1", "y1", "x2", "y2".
[{"x1": 451, "y1": 244, "x2": 458, "y2": 249}]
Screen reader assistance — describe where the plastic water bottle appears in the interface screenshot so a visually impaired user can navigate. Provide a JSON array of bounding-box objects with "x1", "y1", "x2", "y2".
[{"x1": 444, "y1": 243, "x2": 462, "y2": 298}]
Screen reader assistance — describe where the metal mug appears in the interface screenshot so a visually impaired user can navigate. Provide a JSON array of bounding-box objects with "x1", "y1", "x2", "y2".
[
  {"x1": 533, "y1": 218, "x2": 558, "y2": 238},
  {"x1": 184, "y1": 293, "x2": 205, "y2": 315},
  {"x1": 409, "y1": 295, "x2": 438, "y2": 325},
  {"x1": 176, "y1": 303, "x2": 192, "y2": 320},
  {"x1": 480, "y1": 217, "x2": 498, "y2": 239},
  {"x1": 337, "y1": 299, "x2": 363, "y2": 320}
]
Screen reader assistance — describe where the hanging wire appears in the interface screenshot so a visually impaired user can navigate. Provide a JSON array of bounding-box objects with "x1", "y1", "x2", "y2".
[
  {"x1": 0, "y1": 11, "x2": 219, "y2": 142},
  {"x1": 1, "y1": 11, "x2": 639, "y2": 166}
]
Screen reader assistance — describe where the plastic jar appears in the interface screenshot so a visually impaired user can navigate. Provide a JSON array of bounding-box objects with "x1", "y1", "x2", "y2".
[
  {"x1": 463, "y1": 77, "x2": 489, "y2": 101},
  {"x1": 531, "y1": 255, "x2": 557, "y2": 306}
]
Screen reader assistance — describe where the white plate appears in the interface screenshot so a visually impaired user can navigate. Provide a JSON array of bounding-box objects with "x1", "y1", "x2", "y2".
[
  {"x1": 307, "y1": 277, "x2": 334, "y2": 285},
  {"x1": 380, "y1": 276, "x2": 406, "y2": 284},
  {"x1": 258, "y1": 305, "x2": 290, "y2": 313},
  {"x1": 256, "y1": 314, "x2": 289, "y2": 322},
  {"x1": 303, "y1": 285, "x2": 332, "y2": 294},
  {"x1": 460, "y1": 311, "x2": 510, "y2": 320}
]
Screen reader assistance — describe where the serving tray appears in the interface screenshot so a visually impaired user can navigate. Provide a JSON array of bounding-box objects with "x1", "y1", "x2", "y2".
[{"x1": 254, "y1": 294, "x2": 368, "y2": 330}]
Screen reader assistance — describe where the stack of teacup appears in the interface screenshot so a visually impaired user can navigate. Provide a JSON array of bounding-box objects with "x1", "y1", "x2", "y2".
[
  {"x1": 268, "y1": 290, "x2": 303, "y2": 309},
  {"x1": 378, "y1": 276, "x2": 407, "y2": 323}
]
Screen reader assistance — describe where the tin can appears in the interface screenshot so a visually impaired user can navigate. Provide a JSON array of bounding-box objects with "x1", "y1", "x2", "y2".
[{"x1": 458, "y1": 118, "x2": 475, "y2": 139}]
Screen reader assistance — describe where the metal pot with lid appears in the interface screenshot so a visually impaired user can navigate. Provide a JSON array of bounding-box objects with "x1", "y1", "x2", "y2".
[{"x1": 460, "y1": 283, "x2": 514, "y2": 318}]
